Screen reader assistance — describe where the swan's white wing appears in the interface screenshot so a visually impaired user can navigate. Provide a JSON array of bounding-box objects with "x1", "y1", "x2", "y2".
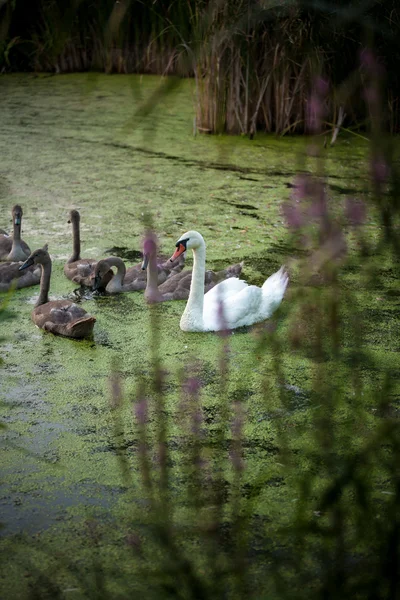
[
  {"x1": 261, "y1": 267, "x2": 289, "y2": 317},
  {"x1": 204, "y1": 277, "x2": 248, "y2": 305},
  {"x1": 262, "y1": 266, "x2": 288, "y2": 293},
  {"x1": 204, "y1": 285, "x2": 263, "y2": 330},
  {"x1": 203, "y1": 268, "x2": 288, "y2": 331}
]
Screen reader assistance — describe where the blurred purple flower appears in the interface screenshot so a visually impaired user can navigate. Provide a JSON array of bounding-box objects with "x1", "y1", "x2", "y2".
[
  {"x1": 143, "y1": 229, "x2": 158, "y2": 257},
  {"x1": 232, "y1": 401, "x2": 244, "y2": 439},
  {"x1": 191, "y1": 409, "x2": 203, "y2": 435},
  {"x1": 311, "y1": 227, "x2": 347, "y2": 268},
  {"x1": 307, "y1": 97, "x2": 321, "y2": 133},
  {"x1": 229, "y1": 448, "x2": 244, "y2": 472},
  {"x1": 371, "y1": 155, "x2": 390, "y2": 186},
  {"x1": 360, "y1": 48, "x2": 384, "y2": 78},
  {"x1": 308, "y1": 183, "x2": 328, "y2": 220},
  {"x1": 329, "y1": 228, "x2": 347, "y2": 260},
  {"x1": 109, "y1": 371, "x2": 122, "y2": 409},
  {"x1": 360, "y1": 49, "x2": 384, "y2": 122},
  {"x1": 282, "y1": 201, "x2": 303, "y2": 229},
  {"x1": 135, "y1": 398, "x2": 148, "y2": 425},
  {"x1": 360, "y1": 48, "x2": 376, "y2": 71},
  {"x1": 290, "y1": 174, "x2": 312, "y2": 202},
  {"x1": 184, "y1": 376, "x2": 201, "y2": 397},
  {"x1": 364, "y1": 85, "x2": 379, "y2": 107},
  {"x1": 316, "y1": 77, "x2": 329, "y2": 96},
  {"x1": 307, "y1": 77, "x2": 329, "y2": 133},
  {"x1": 217, "y1": 296, "x2": 230, "y2": 337},
  {"x1": 345, "y1": 198, "x2": 366, "y2": 226}
]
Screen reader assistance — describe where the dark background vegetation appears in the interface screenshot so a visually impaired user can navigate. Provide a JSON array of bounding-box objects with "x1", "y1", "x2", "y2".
[{"x1": 1, "y1": 0, "x2": 400, "y2": 133}]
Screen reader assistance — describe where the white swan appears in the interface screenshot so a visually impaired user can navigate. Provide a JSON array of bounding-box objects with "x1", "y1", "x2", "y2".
[{"x1": 170, "y1": 231, "x2": 288, "y2": 332}]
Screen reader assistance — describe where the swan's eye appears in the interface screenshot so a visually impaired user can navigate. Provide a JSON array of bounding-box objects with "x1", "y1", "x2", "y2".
[{"x1": 175, "y1": 238, "x2": 189, "y2": 250}]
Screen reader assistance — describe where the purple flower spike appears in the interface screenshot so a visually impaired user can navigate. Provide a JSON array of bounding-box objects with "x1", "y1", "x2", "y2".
[
  {"x1": 371, "y1": 155, "x2": 390, "y2": 186},
  {"x1": 315, "y1": 77, "x2": 329, "y2": 96},
  {"x1": 191, "y1": 409, "x2": 203, "y2": 435},
  {"x1": 291, "y1": 173, "x2": 321, "y2": 202},
  {"x1": 232, "y1": 402, "x2": 244, "y2": 439},
  {"x1": 229, "y1": 448, "x2": 244, "y2": 472},
  {"x1": 184, "y1": 376, "x2": 201, "y2": 397},
  {"x1": 307, "y1": 96, "x2": 321, "y2": 133},
  {"x1": 109, "y1": 372, "x2": 122, "y2": 409},
  {"x1": 307, "y1": 77, "x2": 329, "y2": 133},
  {"x1": 135, "y1": 399, "x2": 148, "y2": 425},
  {"x1": 360, "y1": 48, "x2": 376, "y2": 70},
  {"x1": 291, "y1": 174, "x2": 312, "y2": 202},
  {"x1": 345, "y1": 198, "x2": 366, "y2": 226},
  {"x1": 364, "y1": 86, "x2": 379, "y2": 107},
  {"x1": 330, "y1": 229, "x2": 347, "y2": 260},
  {"x1": 318, "y1": 228, "x2": 347, "y2": 264},
  {"x1": 217, "y1": 296, "x2": 230, "y2": 337},
  {"x1": 282, "y1": 202, "x2": 303, "y2": 229},
  {"x1": 309, "y1": 184, "x2": 328, "y2": 219},
  {"x1": 143, "y1": 234, "x2": 157, "y2": 256},
  {"x1": 360, "y1": 48, "x2": 384, "y2": 78}
]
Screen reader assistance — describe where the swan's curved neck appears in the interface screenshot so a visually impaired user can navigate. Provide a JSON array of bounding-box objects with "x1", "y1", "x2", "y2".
[
  {"x1": 145, "y1": 252, "x2": 162, "y2": 302},
  {"x1": 69, "y1": 218, "x2": 81, "y2": 263},
  {"x1": 105, "y1": 257, "x2": 126, "y2": 292},
  {"x1": 7, "y1": 217, "x2": 25, "y2": 261},
  {"x1": 13, "y1": 217, "x2": 21, "y2": 242},
  {"x1": 37, "y1": 260, "x2": 51, "y2": 306},
  {"x1": 181, "y1": 242, "x2": 205, "y2": 330}
]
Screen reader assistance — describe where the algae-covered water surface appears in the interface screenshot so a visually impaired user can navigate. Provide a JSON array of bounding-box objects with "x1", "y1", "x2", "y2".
[{"x1": 0, "y1": 74, "x2": 399, "y2": 598}]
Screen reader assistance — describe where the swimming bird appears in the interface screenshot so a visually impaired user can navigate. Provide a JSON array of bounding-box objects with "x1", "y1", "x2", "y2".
[
  {"x1": 0, "y1": 205, "x2": 31, "y2": 262},
  {"x1": 169, "y1": 230, "x2": 288, "y2": 332},
  {"x1": 142, "y1": 234, "x2": 243, "y2": 302},
  {"x1": 20, "y1": 246, "x2": 96, "y2": 339},
  {"x1": 93, "y1": 250, "x2": 185, "y2": 294},
  {"x1": 64, "y1": 209, "x2": 112, "y2": 289},
  {"x1": 0, "y1": 260, "x2": 40, "y2": 292}
]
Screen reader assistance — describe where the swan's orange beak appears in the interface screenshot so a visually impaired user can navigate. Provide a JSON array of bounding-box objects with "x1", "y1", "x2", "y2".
[{"x1": 170, "y1": 243, "x2": 186, "y2": 262}]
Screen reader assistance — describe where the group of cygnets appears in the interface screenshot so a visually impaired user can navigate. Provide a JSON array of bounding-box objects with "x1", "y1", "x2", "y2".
[{"x1": 0, "y1": 205, "x2": 288, "y2": 338}]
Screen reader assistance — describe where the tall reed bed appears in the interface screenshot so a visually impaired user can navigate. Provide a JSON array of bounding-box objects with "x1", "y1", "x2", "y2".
[
  {"x1": 191, "y1": 7, "x2": 323, "y2": 135},
  {"x1": 1, "y1": 0, "x2": 188, "y2": 75},
  {"x1": 189, "y1": 1, "x2": 400, "y2": 135},
  {"x1": 1, "y1": 0, "x2": 399, "y2": 133}
]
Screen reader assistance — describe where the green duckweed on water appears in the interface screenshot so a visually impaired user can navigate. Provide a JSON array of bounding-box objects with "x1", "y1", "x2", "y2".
[{"x1": 0, "y1": 74, "x2": 399, "y2": 598}]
